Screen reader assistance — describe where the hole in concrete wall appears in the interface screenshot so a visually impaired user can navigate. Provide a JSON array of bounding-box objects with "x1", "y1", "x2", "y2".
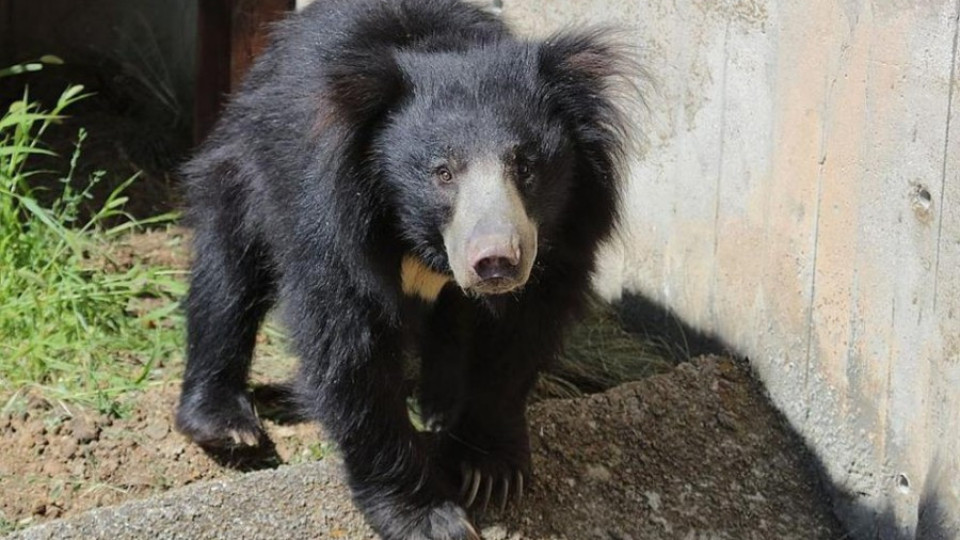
[
  {"x1": 481, "y1": 0, "x2": 503, "y2": 16},
  {"x1": 897, "y1": 473, "x2": 910, "y2": 494},
  {"x1": 911, "y1": 184, "x2": 934, "y2": 223}
]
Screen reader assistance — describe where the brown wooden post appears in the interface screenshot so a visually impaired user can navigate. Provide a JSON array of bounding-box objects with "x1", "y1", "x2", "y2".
[{"x1": 194, "y1": 0, "x2": 294, "y2": 143}]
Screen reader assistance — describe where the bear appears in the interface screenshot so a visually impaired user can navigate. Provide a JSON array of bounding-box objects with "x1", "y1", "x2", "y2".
[{"x1": 175, "y1": 0, "x2": 633, "y2": 538}]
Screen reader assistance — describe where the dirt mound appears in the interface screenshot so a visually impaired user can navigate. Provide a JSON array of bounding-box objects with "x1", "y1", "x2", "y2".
[
  {"x1": 5, "y1": 357, "x2": 841, "y2": 539},
  {"x1": 0, "y1": 382, "x2": 319, "y2": 528}
]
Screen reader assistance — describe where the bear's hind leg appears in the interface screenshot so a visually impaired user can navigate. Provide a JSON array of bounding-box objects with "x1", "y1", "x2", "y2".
[{"x1": 175, "y1": 222, "x2": 275, "y2": 448}]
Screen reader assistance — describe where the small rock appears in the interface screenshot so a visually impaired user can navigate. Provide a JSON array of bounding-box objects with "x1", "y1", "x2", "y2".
[
  {"x1": 564, "y1": 477, "x2": 577, "y2": 488},
  {"x1": 583, "y1": 464, "x2": 612, "y2": 483},
  {"x1": 32, "y1": 501, "x2": 46, "y2": 516},
  {"x1": 46, "y1": 504, "x2": 62, "y2": 519},
  {"x1": 676, "y1": 362, "x2": 697, "y2": 374},
  {"x1": 717, "y1": 411, "x2": 739, "y2": 431},
  {"x1": 482, "y1": 525, "x2": 508, "y2": 540},
  {"x1": 209, "y1": 492, "x2": 225, "y2": 507},
  {"x1": 160, "y1": 440, "x2": 187, "y2": 460},
  {"x1": 650, "y1": 515, "x2": 672, "y2": 532},
  {"x1": 144, "y1": 418, "x2": 170, "y2": 441},
  {"x1": 644, "y1": 491, "x2": 662, "y2": 513},
  {"x1": 59, "y1": 438, "x2": 79, "y2": 459},
  {"x1": 69, "y1": 417, "x2": 100, "y2": 444}
]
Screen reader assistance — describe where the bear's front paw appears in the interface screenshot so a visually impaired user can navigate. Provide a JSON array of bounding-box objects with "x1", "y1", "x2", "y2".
[
  {"x1": 437, "y1": 432, "x2": 531, "y2": 513},
  {"x1": 175, "y1": 388, "x2": 264, "y2": 449},
  {"x1": 371, "y1": 501, "x2": 481, "y2": 540}
]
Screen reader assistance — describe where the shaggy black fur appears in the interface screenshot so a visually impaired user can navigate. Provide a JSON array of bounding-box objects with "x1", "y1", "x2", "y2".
[{"x1": 176, "y1": 0, "x2": 633, "y2": 537}]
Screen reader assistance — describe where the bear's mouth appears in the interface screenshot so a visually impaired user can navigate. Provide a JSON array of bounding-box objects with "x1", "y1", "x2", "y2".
[{"x1": 467, "y1": 276, "x2": 523, "y2": 296}]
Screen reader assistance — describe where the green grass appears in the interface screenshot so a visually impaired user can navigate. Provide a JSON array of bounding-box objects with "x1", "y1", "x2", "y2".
[
  {"x1": 540, "y1": 300, "x2": 674, "y2": 399},
  {"x1": 0, "y1": 64, "x2": 184, "y2": 416}
]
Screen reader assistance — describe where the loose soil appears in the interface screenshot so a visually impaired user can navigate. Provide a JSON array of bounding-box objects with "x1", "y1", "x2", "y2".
[{"x1": 2, "y1": 357, "x2": 842, "y2": 538}]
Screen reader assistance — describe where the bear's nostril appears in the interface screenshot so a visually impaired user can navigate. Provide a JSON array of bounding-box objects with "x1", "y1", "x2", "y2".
[{"x1": 473, "y1": 256, "x2": 519, "y2": 282}]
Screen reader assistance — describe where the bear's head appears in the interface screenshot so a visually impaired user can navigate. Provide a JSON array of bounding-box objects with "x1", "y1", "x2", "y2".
[{"x1": 326, "y1": 31, "x2": 633, "y2": 297}]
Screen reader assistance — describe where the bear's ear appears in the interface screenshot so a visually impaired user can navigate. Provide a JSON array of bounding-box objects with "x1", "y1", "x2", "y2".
[
  {"x1": 537, "y1": 30, "x2": 638, "y2": 166},
  {"x1": 322, "y1": 45, "x2": 406, "y2": 130}
]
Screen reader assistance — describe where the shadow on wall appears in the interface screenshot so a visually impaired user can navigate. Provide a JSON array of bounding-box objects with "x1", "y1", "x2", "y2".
[
  {"x1": 815, "y1": 461, "x2": 957, "y2": 539},
  {"x1": 613, "y1": 292, "x2": 732, "y2": 364},
  {"x1": 916, "y1": 494, "x2": 957, "y2": 540},
  {"x1": 612, "y1": 292, "x2": 957, "y2": 540}
]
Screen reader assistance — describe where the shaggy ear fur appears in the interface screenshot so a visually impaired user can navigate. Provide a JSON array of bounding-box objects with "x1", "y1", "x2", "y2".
[
  {"x1": 538, "y1": 30, "x2": 638, "y2": 177},
  {"x1": 324, "y1": 46, "x2": 407, "y2": 130},
  {"x1": 321, "y1": 3, "x2": 504, "y2": 131}
]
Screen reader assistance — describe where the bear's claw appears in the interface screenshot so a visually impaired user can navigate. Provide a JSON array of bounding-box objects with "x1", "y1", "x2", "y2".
[
  {"x1": 459, "y1": 464, "x2": 524, "y2": 511},
  {"x1": 227, "y1": 427, "x2": 262, "y2": 448}
]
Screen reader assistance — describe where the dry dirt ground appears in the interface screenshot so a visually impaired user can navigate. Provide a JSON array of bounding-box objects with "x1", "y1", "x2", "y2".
[{"x1": 2, "y1": 356, "x2": 843, "y2": 539}]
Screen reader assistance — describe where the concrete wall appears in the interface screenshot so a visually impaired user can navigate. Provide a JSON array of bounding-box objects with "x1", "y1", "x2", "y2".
[
  {"x1": 482, "y1": 0, "x2": 958, "y2": 537},
  {"x1": 298, "y1": 0, "x2": 960, "y2": 536}
]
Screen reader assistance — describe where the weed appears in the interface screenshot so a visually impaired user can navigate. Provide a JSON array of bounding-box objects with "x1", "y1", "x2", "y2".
[
  {"x1": 540, "y1": 300, "x2": 675, "y2": 399},
  {"x1": 0, "y1": 63, "x2": 183, "y2": 415}
]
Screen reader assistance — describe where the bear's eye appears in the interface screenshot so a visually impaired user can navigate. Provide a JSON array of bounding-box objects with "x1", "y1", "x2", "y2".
[
  {"x1": 516, "y1": 159, "x2": 533, "y2": 184},
  {"x1": 517, "y1": 161, "x2": 530, "y2": 178},
  {"x1": 435, "y1": 165, "x2": 453, "y2": 184}
]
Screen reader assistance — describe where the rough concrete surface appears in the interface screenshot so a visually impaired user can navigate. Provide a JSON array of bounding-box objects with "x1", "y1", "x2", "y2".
[{"x1": 9, "y1": 358, "x2": 842, "y2": 540}]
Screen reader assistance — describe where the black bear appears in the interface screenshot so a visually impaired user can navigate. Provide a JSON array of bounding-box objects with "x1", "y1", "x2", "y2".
[{"x1": 176, "y1": 0, "x2": 632, "y2": 537}]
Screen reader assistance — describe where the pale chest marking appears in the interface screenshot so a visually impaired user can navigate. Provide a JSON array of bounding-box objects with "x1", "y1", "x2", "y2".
[{"x1": 401, "y1": 255, "x2": 452, "y2": 303}]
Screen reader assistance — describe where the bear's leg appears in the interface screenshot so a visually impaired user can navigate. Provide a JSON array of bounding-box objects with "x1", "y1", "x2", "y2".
[
  {"x1": 287, "y1": 275, "x2": 479, "y2": 540},
  {"x1": 175, "y1": 222, "x2": 275, "y2": 448},
  {"x1": 439, "y1": 336, "x2": 537, "y2": 513},
  {"x1": 418, "y1": 287, "x2": 472, "y2": 432},
  {"x1": 438, "y1": 288, "x2": 578, "y2": 513}
]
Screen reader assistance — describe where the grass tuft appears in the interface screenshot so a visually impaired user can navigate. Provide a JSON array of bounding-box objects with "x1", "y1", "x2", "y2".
[
  {"x1": 538, "y1": 300, "x2": 674, "y2": 399},
  {"x1": 0, "y1": 64, "x2": 183, "y2": 416}
]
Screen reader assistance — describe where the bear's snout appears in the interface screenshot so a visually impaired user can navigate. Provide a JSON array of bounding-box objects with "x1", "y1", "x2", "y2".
[
  {"x1": 442, "y1": 157, "x2": 538, "y2": 296},
  {"x1": 468, "y1": 232, "x2": 522, "y2": 287}
]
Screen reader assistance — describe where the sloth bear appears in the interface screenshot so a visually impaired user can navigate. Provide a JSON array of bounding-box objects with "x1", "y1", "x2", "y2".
[{"x1": 176, "y1": 0, "x2": 633, "y2": 537}]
